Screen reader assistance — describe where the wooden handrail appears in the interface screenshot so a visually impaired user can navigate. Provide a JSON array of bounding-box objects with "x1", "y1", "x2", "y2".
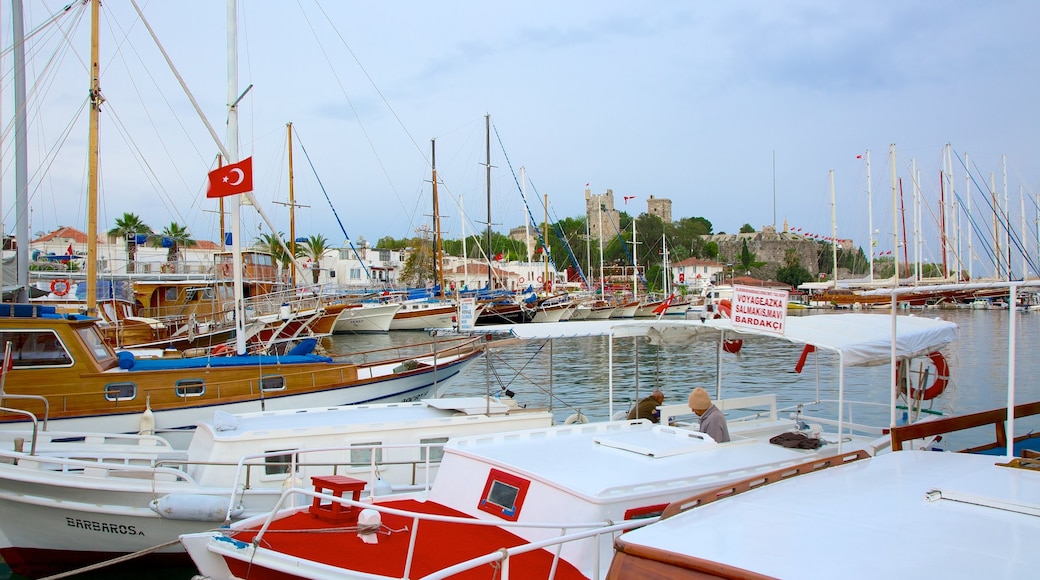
[{"x1": 890, "y1": 400, "x2": 1040, "y2": 452}]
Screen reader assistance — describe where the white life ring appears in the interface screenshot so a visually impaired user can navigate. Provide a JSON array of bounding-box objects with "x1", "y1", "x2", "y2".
[
  {"x1": 518, "y1": 276, "x2": 525, "y2": 284},
  {"x1": 564, "y1": 412, "x2": 589, "y2": 425},
  {"x1": 536, "y1": 276, "x2": 544, "y2": 284}
]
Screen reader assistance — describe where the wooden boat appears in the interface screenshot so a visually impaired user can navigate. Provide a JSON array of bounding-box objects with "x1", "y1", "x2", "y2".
[
  {"x1": 0, "y1": 303, "x2": 483, "y2": 437},
  {"x1": 0, "y1": 397, "x2": 552, "y2": 578}
]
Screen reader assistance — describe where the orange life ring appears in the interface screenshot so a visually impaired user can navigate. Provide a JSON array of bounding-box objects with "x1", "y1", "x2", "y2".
[
  {"x1": 896, "y1": 351, "x2": 949, "y2": 401},
  {"x1": 211, "y1": 344, "x2": 231, "y2": 356},
  {"x1": 722, "y1": 339, "x2": 743, "y2": 353},
  {"x1": 718, "y1": 299, "x2": 732, "y2": 317},
  {"x1": 50, "y1": 279, "x2": 71, "y2": 296}
]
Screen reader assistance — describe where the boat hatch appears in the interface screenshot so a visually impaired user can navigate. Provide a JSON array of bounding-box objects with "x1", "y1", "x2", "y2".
[
  {"x1": 423, "y1": 397, "x2": 512, "y2": 415},
  {"x1": 477, "y1": 468, "x2": 530, "y2": 521},
  {"x1": 594, "y1": 425, "x2": 716, "y2": 458}
]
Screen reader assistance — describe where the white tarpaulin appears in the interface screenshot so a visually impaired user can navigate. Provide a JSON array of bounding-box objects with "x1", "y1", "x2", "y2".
[{"x1": 480, "y1": 313, "x2": 957, "y2": 368}]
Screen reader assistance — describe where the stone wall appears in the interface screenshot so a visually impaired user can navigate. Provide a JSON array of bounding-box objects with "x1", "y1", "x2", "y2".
[{"x1": 706, "y1": 225, "x2": 821, "y2": 280}]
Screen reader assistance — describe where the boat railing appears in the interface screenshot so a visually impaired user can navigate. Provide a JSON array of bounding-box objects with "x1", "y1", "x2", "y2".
[
  {"x1": 659, "y1": 393, "x2": 778, "y2": 427},
  {"x1": 330, "y1": 335, "x2": 483, "y2": 365},
  {"x1": 890, "y1": 400, "x2": 1040, "y2": 453},
  {"x1": 221, "y1": 441, "x2": 447, "y2": 522},
  {"x1": 242, "y1": 486, "x2": 656, "y2": 580},
  {"x1": 0, "y1": 406, "x2": 41, "y2": 454}
]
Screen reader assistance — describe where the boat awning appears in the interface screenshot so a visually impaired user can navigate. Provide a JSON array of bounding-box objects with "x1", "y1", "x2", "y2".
[{"x1": 478, "y1": 314, "x2": 957, "y2": 367}]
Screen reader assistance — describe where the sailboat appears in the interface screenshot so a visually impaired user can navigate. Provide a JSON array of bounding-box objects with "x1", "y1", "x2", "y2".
[{"x1": 0, "y1": 0, "x2": 483, "y2": 437}]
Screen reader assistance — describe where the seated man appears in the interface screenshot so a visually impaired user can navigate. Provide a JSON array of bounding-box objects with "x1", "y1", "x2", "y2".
[
  {"x1": 627, "y1": 389, "x2": 665, "y2": 423},
  {"x1": 688, "y1": 387, "x2": 730, "y2": 442}
]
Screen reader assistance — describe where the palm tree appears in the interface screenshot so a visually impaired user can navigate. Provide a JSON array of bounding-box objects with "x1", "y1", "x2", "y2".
[
  {"x1": 153, "y1": 222, "x2": 195, "y2": 265},
  {"x1": 256, "y1": 231, "x2": 291, "y2": 281},
  {"x1": 296, "y1": 234, "x2": 331, "y2": 285},
  {"x1": 107, "y1": 212, "x2": 152, "y2": 273}
]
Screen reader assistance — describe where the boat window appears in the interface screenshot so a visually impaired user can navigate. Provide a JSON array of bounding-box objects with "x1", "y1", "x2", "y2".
[
  {"x1": 164, "y1": 287, "x2": 178, "y2": 302},
  {"x1": 419, "y1": 437, "x2": 449, "y2": 462},
  {"x1": 264, "y1": 450, "x2": 298, "y2": 475},
  {"x1": 477, "y1": 468, "x2": 530, "y2": 521},
  {"x1": 0, "y1": 330, "x2": 73, "y2": 368},
  {"x1": 350, "y1": 442, "x2": 383, "y2": 467},
  {"x1": 259, "y1": 375, "x2": 286, "y2": 392},
  {"x1": 77, "y1": 327, "x2": 115, "y2": 362},
  {"x1": 174, "y1": 379, "x2": 205, "y2": 397},
  {"x1": 104, "y1": 382, "x2": 136, "y2": 401}
]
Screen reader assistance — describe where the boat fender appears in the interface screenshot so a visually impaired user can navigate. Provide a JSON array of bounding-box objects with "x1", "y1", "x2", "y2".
[
  {"x1": 722, "y1": 339, "x2": 743, "y2": 354},
  {"x1": 564, "y1": 412, "x2": 589, "y2": 425},
  {"x1": 896, "y1": 351, "x2": 949, "y2": 401},
  {"x1": 149, "y1": 494, "x2": 242, "y2": 522}
]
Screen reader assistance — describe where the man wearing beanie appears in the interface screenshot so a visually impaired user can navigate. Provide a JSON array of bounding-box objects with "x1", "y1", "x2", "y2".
[{"x1": 688, "y1": 387, "x2": 730, "y2": 442}]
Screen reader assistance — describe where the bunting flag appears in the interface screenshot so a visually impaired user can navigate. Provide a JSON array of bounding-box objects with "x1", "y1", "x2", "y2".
[
  {"x1": 207, "y1": 157, "x2": 254, "y2": 198},
  {"x1": 623, "y1": 195, "x2": 636, "y2": 204}
]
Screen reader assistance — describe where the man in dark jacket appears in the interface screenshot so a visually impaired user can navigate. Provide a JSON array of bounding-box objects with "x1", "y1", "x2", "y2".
[{"x1": 627, "y1": 389, "x2": 665, "y2": 423}]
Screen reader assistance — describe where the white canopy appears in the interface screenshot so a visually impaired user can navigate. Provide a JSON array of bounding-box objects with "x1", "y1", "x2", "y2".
[{"x1": 480, "y1": 313, "x2": 957, "y2": 368}]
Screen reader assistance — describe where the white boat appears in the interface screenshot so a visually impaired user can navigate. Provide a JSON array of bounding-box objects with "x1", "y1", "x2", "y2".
[
  {"x1": 179, "y1": 312, "x2": 959, "y2": 580},
  {"x1": 332, "y1": 301, "x2": 402, "y2": 333},
  {"x1": 0, "y1": 397, "x2": 553, "y2": 578},
  {"x1": 610, "y1": 299, "x2": 640, "y2": 319},
  {"x1": 388, "y1": 299, "x2": 457, "y2": 331},
  {"x1": 607, "y1": 282, "x2": 1040, "y2": 579}
]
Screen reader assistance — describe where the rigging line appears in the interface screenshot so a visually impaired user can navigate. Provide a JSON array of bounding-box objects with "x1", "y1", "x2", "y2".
[
  {"x1": 303, "y1": 0, "x2": 422, "y2": 229},
  {"x1": 490, "y1": 122, "x2": 590, "y2": 288},
  {"x1": 490, "y1": 123, "x2": 555, "y2": 267},
  {"x1": 953, "y1": 151, "x2": 1039, "y2": 277},
  {"x1": 292, "y1": 126, "x2": 370, "y2": 278},
  {"x1": 955, "y1": 152, "x2": 1038, "y2": 275},
  {"x1": 0, "y1": 0, "x2": 84, "y2": 61}
]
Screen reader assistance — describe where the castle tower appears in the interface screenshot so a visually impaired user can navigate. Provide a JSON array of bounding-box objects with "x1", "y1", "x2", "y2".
[
  {"x1": 585, "y1": 188, "x2": 620, "y2": 241},
  {"x1": 646, "y1": 194, "x2": 672, "y2": 223}
]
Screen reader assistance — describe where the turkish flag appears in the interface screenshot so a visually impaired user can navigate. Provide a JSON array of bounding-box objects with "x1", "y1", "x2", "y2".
[
  {"x1": 207, "y1": 157, "x2": 253, "y2": 198},
  {"x1": 66, "y1": 244, "x2": 74, "y2": 255}
]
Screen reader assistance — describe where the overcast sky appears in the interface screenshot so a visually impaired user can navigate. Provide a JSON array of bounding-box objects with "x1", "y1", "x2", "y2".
[{"x1": 4, "y1": 1, "x2": 1038, "y2": 275}]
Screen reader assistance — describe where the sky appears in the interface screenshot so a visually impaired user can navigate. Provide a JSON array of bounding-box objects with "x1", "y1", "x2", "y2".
[{"x1": 3, "y1": 1, "x2": 1038, "y2": 276}]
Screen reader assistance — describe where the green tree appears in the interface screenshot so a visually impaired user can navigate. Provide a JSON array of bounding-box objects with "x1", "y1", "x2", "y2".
[
  {"x1": 297, "y1": 234, "x2": 332, "y2": 284},
  {"x1": 107, "y1": 212, "x2": 152, "y2": 272},
  {"x1": 152, "y1": 222, "x2": 194, "y2": 263},
  {"x1": 739, "y1": 223, "x2": 755, "y2": 234},
  {"x1": 737, "y1": 239, "x2": 766, "y2": 274},
  {"x1": 775, "y1": 248, "x2": 813, "y2": 287},
  {"x1": 256, "y1": 231, "x2": 291, "y2": 280}
]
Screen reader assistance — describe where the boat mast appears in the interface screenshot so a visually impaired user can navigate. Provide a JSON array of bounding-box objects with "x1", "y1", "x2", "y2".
[
  {"x1": 912, "y1": 160, "x2": 921, "y2": 283},
  {"x1": 1003, "y1": 155, "x2": 1010, "y2": 280},
  {"x1": 85, "y1": 0, "x2": 101, "y2": 315},
  {"x1": 631, "y1": 216, "x2": 638, "y2": 298},
  {"x1": 484, "y1": 114, "x2": 492, "y2": 291},
  {"x1": 227, "y1": 0, "x2": 247, "y2": 355},
  {"x1": 865, "y1": 150, "x2": 873, "y2": 284},
  {"x1": 432, "y1": 139, "x2": 443, "y2": 298},
  {"x1": 543, "y1": 193, "x2": 549, "y2": 292},
  {"x1": 585, "y1": 215, "x2": 591, "y2": 291},
  {"x1": 965, "y1": 153, "x2": 973, "y2": 280},
  {"x1": 890, "y1": 144, "x2": 899, "y2": 288},
  {"x1": 829, "y1": 170, "x2": 837, "y2": 287},
  {"x1": 287, "y1": 123, "x2": 296, "y2": 287},
  {"x1": 598, "y1": 200, "x2": 605, "y2": 296}
]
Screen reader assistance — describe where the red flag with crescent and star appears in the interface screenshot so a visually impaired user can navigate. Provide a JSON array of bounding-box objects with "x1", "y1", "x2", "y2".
[{"x1": 207, "y1": 157, "x2": 254, "y2": 198}]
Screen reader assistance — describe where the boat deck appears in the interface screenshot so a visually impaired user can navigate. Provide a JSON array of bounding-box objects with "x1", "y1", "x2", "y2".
[{"x1": 217, "y1": 498, "x2": 587, "y2": 579}]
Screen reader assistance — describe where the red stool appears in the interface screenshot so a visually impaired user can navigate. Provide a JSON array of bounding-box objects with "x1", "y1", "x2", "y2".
[{"x1": 309, "y1": 475, "x2": 366, "y2": 523}]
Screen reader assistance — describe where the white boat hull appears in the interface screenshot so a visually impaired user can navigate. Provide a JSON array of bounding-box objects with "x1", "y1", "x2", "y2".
[
  {"x1": 333, "y1": 302, "x2": 402, "y2": 333},
  {"x1": 389, "y1": 302, "x2": 456, "y2": 331}
]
